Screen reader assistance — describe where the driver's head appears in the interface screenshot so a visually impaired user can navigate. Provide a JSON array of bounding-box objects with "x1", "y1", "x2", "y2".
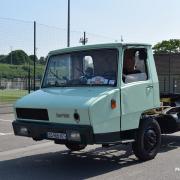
[
  {"x1": 85, "y1": 67, "x2": 94, "y2": 77},
  {"x1": 123, "y1": 49, "x2": 135, "y2": 74}
]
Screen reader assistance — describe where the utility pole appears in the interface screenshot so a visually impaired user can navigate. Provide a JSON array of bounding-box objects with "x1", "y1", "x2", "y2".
[
  {"x1": 67, "y1": 0, "x2": 70, "y2": 47},
  {"x1": 34, "y1": 21, "x2": 36, "y2": 91},
  {"x1": 79, "y1": 32, "x2": 88, "y2": 45}
]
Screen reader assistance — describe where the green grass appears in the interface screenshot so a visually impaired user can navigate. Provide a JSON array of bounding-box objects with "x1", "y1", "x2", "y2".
[
  {"x1": 0, "y1": 63, "x2": 45, "y2": 79},
  {"x1": 0, "y1": 89, "x2": 28, "y2": 103}
]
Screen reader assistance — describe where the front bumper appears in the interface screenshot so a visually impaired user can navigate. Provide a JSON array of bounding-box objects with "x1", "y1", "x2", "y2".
[{"x1": 12, "y1": 120, "x2": 94, "y2": 144}]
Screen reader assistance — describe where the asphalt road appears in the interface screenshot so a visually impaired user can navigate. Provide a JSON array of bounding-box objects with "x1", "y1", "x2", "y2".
[
  {"x1": 0, "y1": 104, "x2": 13, "y2": 114},
  {"x1": 0, "y1": 113, "x2": 180, "y2": 180}
]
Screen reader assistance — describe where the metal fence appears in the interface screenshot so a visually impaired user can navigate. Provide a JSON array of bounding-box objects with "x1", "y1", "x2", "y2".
[
  {"x1": 2, "y1": 17, "x2": 180, "y2": 106},
  {"x1": 0, "y1": 78, "x2": 41, "y2": 104},
  {"x1": 0, "y1": 17, "x2": 118, "y2": 104},
  {"x1": 0, "y1": 17, "x2": 117, "y2": 58}
]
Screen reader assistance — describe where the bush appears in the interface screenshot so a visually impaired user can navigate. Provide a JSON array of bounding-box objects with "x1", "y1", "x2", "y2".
[{"x1": 0, "y1": 63, "x2": 45, "y2": 79}]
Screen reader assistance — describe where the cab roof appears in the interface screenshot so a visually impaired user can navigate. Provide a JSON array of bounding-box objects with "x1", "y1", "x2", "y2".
[{"x1": 49, "y1": 42, "x2": 151, "y2": 56}]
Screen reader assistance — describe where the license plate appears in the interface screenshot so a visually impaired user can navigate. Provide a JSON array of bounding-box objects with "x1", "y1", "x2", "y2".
[{"x1": 47, "y1": 132, "x2": 67, "y2": 140}]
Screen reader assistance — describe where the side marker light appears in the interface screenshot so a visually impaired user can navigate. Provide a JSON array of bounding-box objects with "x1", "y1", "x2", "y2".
[{"x1": 111, "y1": 99, "x2": 117, "y2": 109}]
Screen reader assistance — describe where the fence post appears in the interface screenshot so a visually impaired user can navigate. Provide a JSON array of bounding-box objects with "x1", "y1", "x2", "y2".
[
  {"x1": 34, "y1": 21, "x2": 36, "y2": 91},
  {"x1": 67, "y1": 0, "x2": 70, "y2": 47},
  {"x1": 28, "y1": 67, "x2": 30, "y2": 93}
]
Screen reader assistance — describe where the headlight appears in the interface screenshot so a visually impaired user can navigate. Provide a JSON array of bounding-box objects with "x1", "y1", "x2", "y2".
[
  {"x1": 19, "y1": 127, "x2": 29, "y2": 136},
  {"x1": 67, "y1": 130, "x2": 81, "y2": 141}
]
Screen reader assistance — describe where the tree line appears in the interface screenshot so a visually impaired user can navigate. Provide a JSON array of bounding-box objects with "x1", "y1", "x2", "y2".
[
  {"x1": 1, "y1": 39, "x2": 180, "y2": 65},
  {"x1": 0, "y1": 50, "x2": 47, "y2": 65},
  {"x1": 0, "y1": 39, "x2": 180, "y2": 79},
  {"x1": 153, "y1": 39, "x2": 180, "y2": 54},
  {"x1": 0, "y1": 50, "x2": 46, "y2": 79}
]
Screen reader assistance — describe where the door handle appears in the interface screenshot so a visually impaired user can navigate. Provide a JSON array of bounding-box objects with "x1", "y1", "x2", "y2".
[
  {"x1": 146, "y1": 85, "x2": 153, "y2": 88},
  {"x1": 146, "y1": 85, "x2": 153, "y2": 92}
]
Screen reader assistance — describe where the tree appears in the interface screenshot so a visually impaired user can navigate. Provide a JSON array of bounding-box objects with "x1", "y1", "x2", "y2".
[
  {"x1": 0, "y1": 50, "x2": 31, "y2": 65},
  {"x1": 153, "y1": 39, "x2": 180, "y2": 54},
  {"x1": 29, "y1": 55, "x2": 38, "y2": 62},
  {"x1": 39, "y1": 56, "x2": 46, "y2": 65},
  {"x1": 0, "y1": 55, "x2": 6, "y2": 61}
]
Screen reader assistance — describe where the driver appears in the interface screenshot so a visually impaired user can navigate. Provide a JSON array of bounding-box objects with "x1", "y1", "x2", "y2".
[
  {"x1": 123, "y1": 49, "x2": 136, "y2": 75},
  {"x1": 123, "y1": 49, "x2": 141, "y2": 83},
  {"x1": 85, "y1": 67, "x2": 94, "y2": 79}
]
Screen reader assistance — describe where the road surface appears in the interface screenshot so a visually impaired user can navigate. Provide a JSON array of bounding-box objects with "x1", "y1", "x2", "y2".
[{"x1": 0, "y1": 113, "x2": 180, "y2": 180}]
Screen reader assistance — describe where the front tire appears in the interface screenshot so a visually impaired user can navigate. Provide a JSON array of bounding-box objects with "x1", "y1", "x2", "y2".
[
  {"x1": 132, "y1": 117, "x2": 161, "y2": 161},
  {"x1": 65, "y1": 143, "x2": 86, "y2": 151}
]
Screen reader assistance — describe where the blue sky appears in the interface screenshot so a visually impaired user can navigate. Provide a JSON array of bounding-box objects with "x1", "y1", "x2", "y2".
[{"x1": 0, "y1": 0, "x2": 180, "y2": 56}]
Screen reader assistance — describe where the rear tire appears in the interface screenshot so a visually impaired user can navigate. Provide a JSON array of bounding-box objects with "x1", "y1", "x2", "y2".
[
  {"x1": 65, "y1": 143, "x2": 86, "y2": 151},
  {"x1": 132, "y1": 117, "x2": 161, "y2": 161}
]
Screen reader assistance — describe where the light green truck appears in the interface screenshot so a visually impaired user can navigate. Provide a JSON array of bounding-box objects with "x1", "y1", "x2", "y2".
[{"x1": 12, "y1": 43, "x2": 180, "y2": 161}]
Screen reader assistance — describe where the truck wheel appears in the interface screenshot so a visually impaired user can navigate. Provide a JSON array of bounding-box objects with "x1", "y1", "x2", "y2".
[
  {"x1": 132, "y1": 117, "x2": 161, "y2": 161},
  {"x1": 65, "y1": 143, "x2": 86, "y2": 151}
]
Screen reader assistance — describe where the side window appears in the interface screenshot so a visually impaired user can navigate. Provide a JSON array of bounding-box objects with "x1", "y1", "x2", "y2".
[
  {"x1": 83, "y1": 56, "x2": 94, "y2": 78},
  {"x1": 122, "y1": 48, "x2": 148, "y2": 84},
  {"x1": 83, "y1": 56, "x2": 94, "y2": 70}
]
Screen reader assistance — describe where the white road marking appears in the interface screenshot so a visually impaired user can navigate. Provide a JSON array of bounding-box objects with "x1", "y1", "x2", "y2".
[
  {"x1": 0, "y1": 132, "x2": 13, "y2": 136},
  {"x1": 0, "y1": 118, "x2": 12, "y2": 122}
]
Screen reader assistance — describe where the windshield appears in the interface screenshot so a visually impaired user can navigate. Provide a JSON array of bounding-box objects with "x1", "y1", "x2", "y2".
[{"x1": 42, "y1": 49, "x2": 118, "y2": 88}]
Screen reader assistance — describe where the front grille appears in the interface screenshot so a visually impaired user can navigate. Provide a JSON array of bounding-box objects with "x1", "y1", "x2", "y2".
[{"x1": 16, "y1": 108, "x2": 49, "y2": 121}]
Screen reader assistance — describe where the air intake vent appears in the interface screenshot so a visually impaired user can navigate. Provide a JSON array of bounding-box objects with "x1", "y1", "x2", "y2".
[{"x1": 16, "y1": 108, "x2": 49, "y2": 121}]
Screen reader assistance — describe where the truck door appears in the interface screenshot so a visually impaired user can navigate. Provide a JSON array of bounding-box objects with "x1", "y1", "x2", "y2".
[{"x1": 120, "y1": 47, "x2": 154, "y2": 131}]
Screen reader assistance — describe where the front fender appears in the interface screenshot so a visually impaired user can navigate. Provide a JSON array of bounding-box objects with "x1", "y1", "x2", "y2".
[{"x1": 89, "y1": 89, "x2": 120, "y2": 134}]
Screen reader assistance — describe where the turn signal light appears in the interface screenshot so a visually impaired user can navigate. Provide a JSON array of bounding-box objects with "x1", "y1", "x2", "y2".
[{"x1": 111, "y1": 99, "x2": 117, "y2": 109}]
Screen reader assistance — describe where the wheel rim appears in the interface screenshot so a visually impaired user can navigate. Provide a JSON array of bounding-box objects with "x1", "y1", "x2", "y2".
[{"x1": 144, "y1": 128, "x2": 158, "y2": 152}]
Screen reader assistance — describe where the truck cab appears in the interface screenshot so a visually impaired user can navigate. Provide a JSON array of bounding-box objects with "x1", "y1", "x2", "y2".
[{"x1": 12, "y1": 43, "x2": 169, "y2": 161}]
